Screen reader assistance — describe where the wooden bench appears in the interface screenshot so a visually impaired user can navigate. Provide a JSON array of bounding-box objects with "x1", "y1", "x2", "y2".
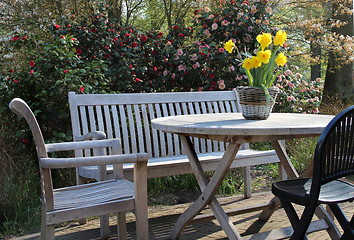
[{"x1": 69, "y1": 90, "x2": 284, "y2": 198}]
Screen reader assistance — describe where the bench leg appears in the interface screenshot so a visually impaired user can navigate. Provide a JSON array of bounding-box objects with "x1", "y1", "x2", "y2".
[
  {"x1": 100, "y1": 214, "x2": 110, "y2": 239},
  {"x1": 242, "y1": 166, "x2": 251, "y2": 199},
  {"x1": 117, "y1": 212, "x2": 127, "y2": 240}
]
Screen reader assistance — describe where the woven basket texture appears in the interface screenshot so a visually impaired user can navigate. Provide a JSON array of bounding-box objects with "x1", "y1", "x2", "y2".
[{"x1": 236, "y1": 86, "x2": 279, "y2": 120}]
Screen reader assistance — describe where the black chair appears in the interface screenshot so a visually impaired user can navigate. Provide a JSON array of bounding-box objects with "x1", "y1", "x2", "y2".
[{"x1": 272, "y1": 105, "x2": 354, "y2": 240}]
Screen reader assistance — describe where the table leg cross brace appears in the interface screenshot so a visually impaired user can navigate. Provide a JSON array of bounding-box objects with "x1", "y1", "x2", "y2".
[{"x1": 169, "y1": 135, "x2": 242, "y2": 240}]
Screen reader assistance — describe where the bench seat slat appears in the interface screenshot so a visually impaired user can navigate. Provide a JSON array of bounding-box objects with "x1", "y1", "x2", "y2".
[{"x1": 78, "y1": 149, "x2": 279, "y2": 180}]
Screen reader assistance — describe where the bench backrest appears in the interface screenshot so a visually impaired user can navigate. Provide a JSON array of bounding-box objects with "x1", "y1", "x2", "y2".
[{"x1": 68, "y1": 90, "x2": 245, "y2": 159}]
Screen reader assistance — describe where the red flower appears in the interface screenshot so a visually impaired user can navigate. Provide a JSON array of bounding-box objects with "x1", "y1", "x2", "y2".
[
  {"x1": 104, "y1": 54, "x2": 110, "y2": 59},
  {"x1": 63, "y1": 70, "x2": 69, "y2": 74},
  {"x1": 29, "y1": 70, "x2": 34, "y2": 75},
  {"x1": 135, "y1": 78, "x2": 142, "y2": 83},
  {"x1": 22, "y1": 35, "x2": 28, "y2": 40},
  {"x1": 29, "y1": 61, "x2": 35, "y2": 67},
  {"x1": 178, "y1": 33, "x2": 184, "y2": 37},
  {"x1": 13, "y1": 79, "x2": 19, "y2": 83},
  {"x1": 76, "y1": 48, "x2": 82, "y2": 55},
  {"x1": 242, "y1": 1, "x2": 249, "y2": 5},
  {"x1": 194, "y1": 9, "x2": 199, "y2": 15},
  {"x1": 125, "y1": 33, "x2": 130, "y2": 37},
  {"x1": 22, "y1": 138, "x2": 29, "y2": 145},
  {"x1": 54, "y1": 24, "x2": 60, "y2": 29},
  {"x1": 60, "y1": 35, "x2": 65, "y2": 39},
  {"x1": 119, "y1": 42, "x2": 123, "y2": 47},
  {"x1": 132, "y1": 42, "x2": 137, "y2": 47},
  {"x1": 141, "y1": 35, "x2": 147, "y2": 42},
  {"x1": 9, "y1": 69, "x2": 14, "y2": 73},
  {"x1": 174, "y1": 25, "x2": 179, "y2": 30},
  {"x1": 67, "y1": 24, "x2": 71, "y2": 28},
  {"x1": 154, "y1": 67, "x2": 157, "y2": 72},
  {"x1": 71, "y1": 38, "x2": 76, "y2": 41},
  {"x1": 158, "y1": 32, "x2": 163, "y2": 38},
  {"x1": 11, "y1": 35, "x2": 20, "y2": 41},
  {"x1": 80, "y1": 86, "x2": 85, "y2": 93},
  {"x1": 231, "y1": 0, "x2": 235, "y2": 4}
]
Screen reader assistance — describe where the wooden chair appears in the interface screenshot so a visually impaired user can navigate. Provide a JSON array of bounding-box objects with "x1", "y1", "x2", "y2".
[
  {"x1": 9, "y1": 98, "x2": 149, "y2": 240},
  {"x1": 272, "y1": 105, "x2": 354, "y2": 240}
]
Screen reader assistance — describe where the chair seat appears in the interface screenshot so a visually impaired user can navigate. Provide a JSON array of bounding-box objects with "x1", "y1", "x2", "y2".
[
  {"x1": 272, "y1": 178, "x2": 354, "y2": 206},
  {"x1": 53, "y1": 179, "x2": 135, "y2": 211}
]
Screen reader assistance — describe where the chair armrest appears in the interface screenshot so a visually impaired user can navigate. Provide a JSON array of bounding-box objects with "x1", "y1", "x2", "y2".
[
  {"x1": 40, "y1": 153, "x2": 148, "y2": 169},
  {"x1": 74, "y1": 131, "x2": 107, "y2": 141},
  {"x1": 45, "y1": 139, "x2": 118, "y2": 153}
]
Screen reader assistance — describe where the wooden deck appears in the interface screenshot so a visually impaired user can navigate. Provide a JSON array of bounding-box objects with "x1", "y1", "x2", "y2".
[{"x1": 13, "y1": 192, "x2": 352, "y2": 240}]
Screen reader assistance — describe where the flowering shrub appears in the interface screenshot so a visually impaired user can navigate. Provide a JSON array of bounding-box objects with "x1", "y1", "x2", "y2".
[
  {"x1": 0, "y1": 32, "x2": 109, "y2": 144},
  {"x1": 273, "y1": 67, "x2": 323, "y2": 114}
]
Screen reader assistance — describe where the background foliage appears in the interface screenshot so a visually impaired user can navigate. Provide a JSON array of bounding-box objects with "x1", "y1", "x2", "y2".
[{"x1": 0, "y1": 0, "x2": 352, "y2": 236}]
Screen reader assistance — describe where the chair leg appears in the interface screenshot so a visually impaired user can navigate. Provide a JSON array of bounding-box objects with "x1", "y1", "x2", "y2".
[
  {"x1": 279, "y1": 199, "x2": 309, "y2": 240},
  {"x1": 41, "y1": 224, "x2": 55, "y2": 240},
  {"x1": 117, "y1": 211, "x2": 127, "y2": 240},
  {"x1": 329, "y1": 204, "x2": 354, "y2": 240}
]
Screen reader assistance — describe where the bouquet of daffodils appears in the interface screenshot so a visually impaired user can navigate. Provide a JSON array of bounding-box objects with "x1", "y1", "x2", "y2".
[{"x1": 224, "y1": 30, "x2": 287, "y2": 92}]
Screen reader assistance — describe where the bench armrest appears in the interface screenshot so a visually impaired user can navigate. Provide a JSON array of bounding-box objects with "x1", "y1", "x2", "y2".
[
  {"x1": 74, "y1": 131, "x2": 107, "y2": 141},
  {"x1": 40, "y1": 153, "x2": 148, "y2": 169},
  {"x1": 45, "y1": 138, "x2": 118, "y2": 153}
]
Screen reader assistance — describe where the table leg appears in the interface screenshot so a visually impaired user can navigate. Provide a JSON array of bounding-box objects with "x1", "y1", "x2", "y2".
[
  {"x1": 169, "y1": 135, "x2": 242, "y2": 240},
  {"x1": 259, "y1": 140, "x2": 298, "y2": 221}
]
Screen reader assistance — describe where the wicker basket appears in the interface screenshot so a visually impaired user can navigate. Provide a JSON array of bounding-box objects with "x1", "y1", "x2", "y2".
[{"x1": 236, "y1": 86, "x2": 279, "y2": 120}]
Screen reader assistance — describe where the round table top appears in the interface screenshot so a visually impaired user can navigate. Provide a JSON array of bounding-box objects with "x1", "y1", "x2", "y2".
[{"x1": 151, "y1": 113, "x2": 334, "y2": 142}]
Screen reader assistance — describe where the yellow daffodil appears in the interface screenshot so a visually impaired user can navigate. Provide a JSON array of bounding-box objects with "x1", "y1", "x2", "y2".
[
  {"x1": 224, "y1": 39, "x2": 235, "y2": 53},
  {"x1": 256, "y1": 33, "x2": 272, "y2": 50},
  {"x1": 242, "y1": 58, "x2": 253, "y2": 71},
  {"x1": 274, "y1": 30, "x2": 287, "y2": 46},
  {"x1": 250, "y1": 56, "x2": 262, "y2": 68},
  {"x1": 257, "y1": 50, "x2": 271, "y2": 64},
  {"x1": 275, "y1": 52, "x2": 287, "y2": 66}
]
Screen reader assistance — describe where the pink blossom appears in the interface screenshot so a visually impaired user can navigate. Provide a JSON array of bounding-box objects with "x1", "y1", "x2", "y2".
[
  {"x1": 204, "y1": 29, "x2": 210, "y2": 36},
  {"x1": 29, "y1": 61, "x2": 35, "y2": 67},
  {"x1": 316, "y1": 78, "x2": 322, "y2": 82},
  {"x1": 190, "y1": 54, "x2": 198, "y2": 61},
  {"x1": 208, "y1": 14, "x2": 215, "y2": 19},
  {"x1": 80, "y1": 86, "x2": 85, "y2": 92},
  {"x1": 178, "y1": 64, "x2": 185, "y2": 71},
  {"x1": 313, "y1": 108, "x2": 319, "y2": 114},
  {"x1": 284, "y1": 70, "x2": 292, "y2": 76},
  {"x1": 218, "y1": 48, "x2": 224, "y2": 53},
  {"x1": 211, "y1": 23, "x2": 218, "y2": 30},
  {"x1": 29, "y1": 70, "x2": 34, "y2": 75},
  {"x1": 64, "y1": 70, "x2": 69, "y2": 74},
  {"x1": 251, "y1": 5, "x2": 257, "y2": 14},
  {"x1": 172, "y1": 73, "x2": 176, "y2": 79},
  {"x1": 287, "y1": 96, "x2": 295, "y2": 102},
  {"x1": 54, "y1": 24, "x2": 60, "y2": 29},
  {"x1": 177, "y1": 49, "x2": 183, "y2": 56},
  {"x1": 163, "y1": 70, "x2": 168, "y2": 76},
  {"x1": 22, "y1": 35, "x2": 28, "y2": 40},
  {"x1": 218, "y1": 82, "x2": 226, "y2": 90},
  {"x1": 193, "y1": 62, "x2": 200, "y2": 69},
  {"x1": 221, "y1": 20, "x2": 229, "y2": 26},
  {"x1": 135, "y1": 78, "x2": 142, "y2": 83}
]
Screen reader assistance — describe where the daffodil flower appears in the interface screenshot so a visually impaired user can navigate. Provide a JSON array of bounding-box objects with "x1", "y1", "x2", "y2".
[
  {"x1": 274, "y1": 30, "x2": 287, "y2": 46},
  {"x1": 224, "y1": 39, "x2": 235, "y2": 53},
  {"x1": 275, "y1": 52, "x2": 287, "y2": 66},
  {"x1": 257, "y1": 50, "x2": 271, "y2": 64},
  {"x1": 256, "y1": 33, "x2": 272, "y2": 50}
]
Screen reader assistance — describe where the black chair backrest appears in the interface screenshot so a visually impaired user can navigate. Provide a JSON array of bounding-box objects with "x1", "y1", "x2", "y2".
[{"x1": 313, "y1": 105, "x2": 354, "y2": 190}]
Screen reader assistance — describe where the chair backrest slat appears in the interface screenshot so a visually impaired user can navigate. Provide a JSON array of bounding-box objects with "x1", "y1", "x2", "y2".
[{"x1": 313, "y1": 106, "x2": 354, "y2": 186}]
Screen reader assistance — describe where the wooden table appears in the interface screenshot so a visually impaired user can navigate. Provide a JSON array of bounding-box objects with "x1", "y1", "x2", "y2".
[{"x1": 151, "y1": 113, "x2": 340, "y2": 239}]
